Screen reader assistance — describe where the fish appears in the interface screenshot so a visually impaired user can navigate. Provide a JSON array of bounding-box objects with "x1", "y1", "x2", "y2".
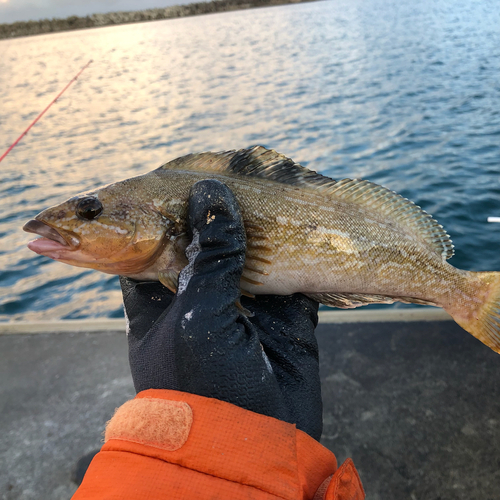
[{"x1": 23, "y1": 145, "x2": 500, "y2": 354}]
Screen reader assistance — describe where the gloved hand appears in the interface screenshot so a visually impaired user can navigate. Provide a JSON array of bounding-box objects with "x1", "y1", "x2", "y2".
[{"x1": 120, "y1": 179, "x2": 323, "y2": 441}]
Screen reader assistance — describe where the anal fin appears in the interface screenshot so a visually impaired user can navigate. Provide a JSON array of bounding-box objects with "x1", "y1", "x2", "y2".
[{"x1": 306, "y1": 292, "x2": 437, "y2": 309}]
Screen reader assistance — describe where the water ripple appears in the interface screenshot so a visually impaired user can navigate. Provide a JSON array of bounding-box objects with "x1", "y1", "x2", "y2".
[{"x1": 1, "y1": 0, "x2": 500, "y2": 320}]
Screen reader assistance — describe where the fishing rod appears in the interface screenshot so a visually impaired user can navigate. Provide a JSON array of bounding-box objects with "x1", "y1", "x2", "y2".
[{"x1": 0, "y1": 59, "x2": 93, "y2": 164}]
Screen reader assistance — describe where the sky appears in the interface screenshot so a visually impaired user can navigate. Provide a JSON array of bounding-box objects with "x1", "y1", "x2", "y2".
[{"x1": 0, "y1": 0, "x2": 199, "y2": 24}]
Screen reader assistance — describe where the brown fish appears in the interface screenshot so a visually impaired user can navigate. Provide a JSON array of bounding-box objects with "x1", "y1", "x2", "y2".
[{"x1": 24, "y1": 146, "x2": 500, "y2": 354}]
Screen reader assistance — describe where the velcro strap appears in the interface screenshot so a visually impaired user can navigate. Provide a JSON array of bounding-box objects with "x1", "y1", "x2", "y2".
[{"x1": 105, "y1": 398, "x2": 193, "y2": 451}]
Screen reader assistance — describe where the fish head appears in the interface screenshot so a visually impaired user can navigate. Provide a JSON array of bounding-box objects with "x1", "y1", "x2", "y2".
[{"x1": 23, "y1": 180, "x2": 177, "y2": 275}]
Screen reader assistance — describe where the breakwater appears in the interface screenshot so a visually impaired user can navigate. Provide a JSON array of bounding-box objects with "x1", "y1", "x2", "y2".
[{"x1": 0, "y1": 0, "x2": 316, "y2": 39}]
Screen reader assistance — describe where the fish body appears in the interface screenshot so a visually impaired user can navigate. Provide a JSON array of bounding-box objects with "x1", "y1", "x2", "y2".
[{"x1": 24, "y1": 146, "x2": 500, "y2": 354}]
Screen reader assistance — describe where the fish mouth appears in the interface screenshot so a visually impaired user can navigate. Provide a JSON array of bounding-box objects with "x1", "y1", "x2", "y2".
[
  {"x1": 23, "y1": 219, "x2": 79, "y2": 256},
  {"x1": 23, "y1": 220, "x2": 68, "y2": 245}
]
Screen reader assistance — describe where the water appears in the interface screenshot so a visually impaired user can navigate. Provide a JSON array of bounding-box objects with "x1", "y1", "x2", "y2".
[{"x1": 1, "y1": 0, "x2": 499, "y2": 321}]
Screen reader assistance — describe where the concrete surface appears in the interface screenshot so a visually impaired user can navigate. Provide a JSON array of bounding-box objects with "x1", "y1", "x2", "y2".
[
  {"x1": 317, "y1": 320, "x2": 500, "y2": 500},
  {"x1": 0, "y1": 331, "x2": 134, "y2": 500},
  {"x1": 0, "y1": 308, "x2": 452, "y2": 335},
  {"x1": 0, "y1": 318, "x2": 499, "y2": 499}
]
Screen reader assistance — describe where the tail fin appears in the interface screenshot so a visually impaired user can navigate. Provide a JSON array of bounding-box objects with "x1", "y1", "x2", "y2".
[{"x1": 448, "y1": 272, "x2": 500, "y2": 354}]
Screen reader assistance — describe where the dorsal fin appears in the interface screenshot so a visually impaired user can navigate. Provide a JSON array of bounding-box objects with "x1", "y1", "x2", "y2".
[
  {"x1": 327, "y1": 178, "x2": 454, "y2": 259},
  {"x1": 161, "y1": 146, "x2": 454, "y2": 260},
  {"x1": 161, "y1": 145, "x2": 339, "y2": 190}
]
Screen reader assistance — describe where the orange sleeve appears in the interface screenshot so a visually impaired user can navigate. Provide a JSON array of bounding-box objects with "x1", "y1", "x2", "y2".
[{"x1": 72, "y1": 389, "x2": 365, "y2": 500}]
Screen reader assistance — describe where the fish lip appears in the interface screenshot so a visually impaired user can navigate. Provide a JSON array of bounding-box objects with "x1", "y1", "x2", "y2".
[{"x1": 23, "y1": 219, "x2": 74, "y2": 247}]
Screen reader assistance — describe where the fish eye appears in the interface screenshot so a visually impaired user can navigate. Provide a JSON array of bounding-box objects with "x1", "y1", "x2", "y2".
[{"x1": 76, "y1": 197, "x2": 103, "y2": 221}]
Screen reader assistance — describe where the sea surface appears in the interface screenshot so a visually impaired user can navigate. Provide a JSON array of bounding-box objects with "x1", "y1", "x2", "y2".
[{"x1": 1, "y1": 0, "x2": 499, "y2": 321}]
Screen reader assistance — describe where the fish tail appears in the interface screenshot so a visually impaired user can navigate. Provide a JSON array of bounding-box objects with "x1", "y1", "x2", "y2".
[{"x1": 447, "y1": 272, "x2": 500, "y2": 354}]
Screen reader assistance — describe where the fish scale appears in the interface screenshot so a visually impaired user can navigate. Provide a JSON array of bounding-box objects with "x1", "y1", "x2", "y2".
[{"x1": 23, "y1": 146, "x2": 500, "y2": 354}]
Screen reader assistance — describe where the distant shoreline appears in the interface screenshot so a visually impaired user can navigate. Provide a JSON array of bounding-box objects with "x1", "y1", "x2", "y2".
[{"x1": 0, "y1": 0, "x2": 318, "y2": 40}]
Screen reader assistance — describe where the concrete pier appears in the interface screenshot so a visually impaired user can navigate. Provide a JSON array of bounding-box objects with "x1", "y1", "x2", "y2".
[{"x1": 0, "y1": 310, "x2": 499, "y2": 499}]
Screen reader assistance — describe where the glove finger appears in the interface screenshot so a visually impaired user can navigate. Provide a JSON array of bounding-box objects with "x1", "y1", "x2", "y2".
[
  {"x1": 160, "y1": 180, "x2": 292, "y2": 420},
  {"x1": 119, "y1": 276, "x2": 174, "y2": 341},
  {"x1": 175, "y1": 179, "x2": 246, "y2": 316},
  {"x1": 122, "y1": 180, "x2": 246, "y2": 393},
  {"x1": 242, "y1": 293, "x2": 323, "y2": 441},
  {"x1": 167, "y1": 295, "x2": 291, "y2": 423}
]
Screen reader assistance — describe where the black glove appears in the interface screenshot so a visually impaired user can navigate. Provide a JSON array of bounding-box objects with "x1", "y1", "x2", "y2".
[{"x1": 120, "y1": 180, "x2": 323, "y2": 440}]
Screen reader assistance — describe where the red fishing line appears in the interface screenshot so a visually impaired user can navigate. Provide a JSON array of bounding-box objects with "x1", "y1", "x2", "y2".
[{"x1": 0, "y1": 59, "x2": 93, "y2": 164}]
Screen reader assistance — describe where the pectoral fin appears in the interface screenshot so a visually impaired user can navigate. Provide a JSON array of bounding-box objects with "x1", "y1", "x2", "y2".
[
  {"x1": 236, "y1": 299, "x2": 254, "y2": 317},
  {"x1": 159, "y1": 269, "x2": 179, "y2": 294}
]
